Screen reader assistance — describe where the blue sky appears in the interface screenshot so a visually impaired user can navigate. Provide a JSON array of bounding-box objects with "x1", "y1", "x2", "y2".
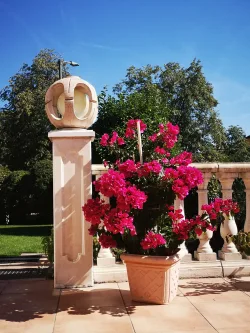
[{"x1": 0, "y1": 0, "x2": 250, "y2": 134}]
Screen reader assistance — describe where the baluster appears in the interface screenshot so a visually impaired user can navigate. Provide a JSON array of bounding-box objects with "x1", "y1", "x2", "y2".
[
  {"x1": 218, "y1": 177, "x2": 241, "y2": 260},
  {"x1": 174, "y1": 197, "x2": 192, "y2": 261},
  {"x1": 243, "y1": 179, "x2": 250, "y2": 233},
  {"x1": 95, "y1": 174, "x2": 116, "y2": 267},
  {"x1": 195, "y1": 176, "x2": 216, "y2": 261}
]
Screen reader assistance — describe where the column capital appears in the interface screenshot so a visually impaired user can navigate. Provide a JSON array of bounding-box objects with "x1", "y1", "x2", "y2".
[{"x1": 48, "y1": 129, "x2": 95, "y2": 141}]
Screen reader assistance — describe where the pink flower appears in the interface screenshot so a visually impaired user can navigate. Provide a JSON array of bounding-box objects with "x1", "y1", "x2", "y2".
[
  {"x1": 140, "y1": 232, "x2": 166, "y2": 250},
  {"x1": 168, "y1": 209, "x2": 184, "y2": 222},
  {"x1": 125, "y1": 127, "x2": 135, "y2": 138},
  {"x1": 125, "y1": 119, "x2": 147, "y2": 138},
  {"x1": 201, "y1": 198, "x2": 240, "y2": 220},
  {"x1": 109, "y1": 131, "x2": 118, "y2": 145},
  {"x1": 95, "y1": 169, "x2": 126, "y2": 197},
  {"x1": 161, "y1": 158, "x2": 169, "y2": 164},
  {"x1": 137, "y1": 160, "x2": 162, "y2": 177},
  {"x1": 117, "y1": 186, "x2": 147, "y2": 211},
  {"x1": 82, "y1": 198, "x2": 110, "y2": 225},
  {"x1": 104, "y1": 208, "x2": 136, "y2": 235},
  {"x1": 163, "y1": 168, "x2": 178, "y2": 180},
  {"x1": 170, "y1": 151, "x2": 192, "y2": 166},
  {"x1": 118, "y1": 159, "x2": 138, "y2": 178},
  {"x1": 171, "y1": 166, "x2": 203, "y2": 199},
  {"x1": 151, "y1": 122, "x2": 180, "y2": 150},
  {"x1": 117, "y1": 137, "x2": 125, "y2": 145},
  {"x1": 100, "y1": 133, "x2": 109, "y2": 146},
  {"x1": 154, "y1": 146, "x2": 167, "y2": 155},
  {"x1": 99, "y1": 234, "x2": 117, "y2": 248},
  {"x1": 149, "y1": 133, "x2": 157, "y2": 142},
  {"x1": 88, "y1": 225, "x2": 98, "y2": 236},
  {"x1": 166, "y1": 205, "x2": 174, "y2": 211}
]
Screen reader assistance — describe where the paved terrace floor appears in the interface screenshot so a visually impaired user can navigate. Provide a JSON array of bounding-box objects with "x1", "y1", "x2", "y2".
[{"x1": 0, "y1": 277, "x2": 250, "y2": 333}]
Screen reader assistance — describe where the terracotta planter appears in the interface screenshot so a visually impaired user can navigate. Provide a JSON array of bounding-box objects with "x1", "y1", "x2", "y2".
[{"x1": 121, "y1": 253, "x2": 183, "y2": 305}]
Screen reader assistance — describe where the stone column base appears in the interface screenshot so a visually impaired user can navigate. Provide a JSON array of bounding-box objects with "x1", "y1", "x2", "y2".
[
  {"x1": 97, "y1": 257, "x2": 116, "y2": 267},
  {"x1": 194, "y1": 251, "x2": 217, "y2": 261},
  {"x1": 181, "y1": 253, "x2": 192, "y2": 262},
  {"x1": 218, "y1": 251, "x2": 242, "y2": 261},
  {"x1": 243, "y1": 252, "x2": 250, "y2": 260}
]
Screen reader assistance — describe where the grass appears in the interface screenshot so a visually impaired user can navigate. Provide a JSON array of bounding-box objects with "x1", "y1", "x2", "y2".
[{"x1": 0, "y1": 225, "x2": 52, "y2": 256}]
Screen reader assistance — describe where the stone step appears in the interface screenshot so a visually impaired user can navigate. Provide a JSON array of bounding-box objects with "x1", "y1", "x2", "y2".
[
  {"x1": 93, "y1": 259, "x2": 250, "y2": 283},
  {"x1": 0, "y1": 254, "x2": 48, "y2": 265}
]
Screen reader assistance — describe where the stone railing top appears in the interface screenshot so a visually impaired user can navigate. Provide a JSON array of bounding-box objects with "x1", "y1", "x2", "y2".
[
  {"x1": 191, "y1": 162, "x2": 250, "y2": 174},
  {"x1": 91, "y1": 164, "x2": 108, "y2": 175},
  {"x1": 92, "y1": 163, "x2": 250, "y2": 174}
]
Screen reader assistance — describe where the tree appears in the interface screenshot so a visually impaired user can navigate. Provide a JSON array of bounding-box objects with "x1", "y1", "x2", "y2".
[
  {"x1": 0, "y1": 49, "x2": 69, "y2": 223},
  {"x1": 0, "y1": 49, "x2": 68, "y2": 170},
  {"x1": 93, "y1": 60, "x2": 227, "y2": 162},
  {"x1": 224, "y1": 126, "x2": 250, "y2": 162}
]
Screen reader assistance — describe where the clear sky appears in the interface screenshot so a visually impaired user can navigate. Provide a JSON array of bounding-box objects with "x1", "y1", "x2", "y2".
[{"x1": 0, "y1": 0, "x2": 250, "y2": 134}]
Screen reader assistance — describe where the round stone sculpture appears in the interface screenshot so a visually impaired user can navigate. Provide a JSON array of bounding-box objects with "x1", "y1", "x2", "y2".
[{"x1": 45, "y1": 76, "x2": 98, "y2": 129}]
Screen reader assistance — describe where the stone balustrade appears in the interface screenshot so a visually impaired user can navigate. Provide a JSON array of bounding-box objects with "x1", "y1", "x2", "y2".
[{"x1": 92, "y1": 163, "x2": 250, "y2": 262}]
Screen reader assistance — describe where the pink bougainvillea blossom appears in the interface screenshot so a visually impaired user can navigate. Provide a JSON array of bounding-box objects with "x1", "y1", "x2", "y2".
[
  {"x1": 99, "y1": 234, "x2": 117, "y2": 248},
  {"x1": 83, "y1": 119, "x2": 238, "y2": 254},
  {"x1": 109, "y1": 131, "x2": 118, "y2": 145},
  {"x1": 149, "y1": 122, "x2": 179, "y2": 150},
  {"x1": 172, "y1": 215, "x2": 216, "y2": 240},
  {"x1": 125, "y1": 119, "x2": 147, "y2": 138},
  {"x1": 103, "y1": 208, "x2": 136, "y2": 235},
  {"x1": 116, "y1": 186, "x2": 147, "y2": 211},
  {"x1": 140, "y1": 232, "x2": 166, "y2": 250},
  {"x1": 82, "y1": 198, "x2": 110, "y2": 225},
  {"x1": 137, "y1": 160, "x2": 162, "y2": 177},
  {"x1": 100, "y1": 133, "x2": 109, "y2": 146},
  {"x1": 94, "y1": 169, "x2": 126, "y2": 197},
  {"x1": 118, "y1": 159, "x2": 138, "y2": 178},
  {"x1": 117, "y1": 137, "x2": 125, "y2": 145},
  {"x1": 201, "y1": 198, "x2": 240, "y2": 220},
  {"x1": 170, "y1": 151, "x2": 192, "y2": 166}
]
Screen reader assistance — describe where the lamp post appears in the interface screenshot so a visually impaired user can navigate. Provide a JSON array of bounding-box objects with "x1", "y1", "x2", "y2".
[
  {"x1": 45, "y1": 76, "x2": 98, "y2": 288},
  {"x1": 58, "y1": 59, "x2": 79, "y2": 79}
]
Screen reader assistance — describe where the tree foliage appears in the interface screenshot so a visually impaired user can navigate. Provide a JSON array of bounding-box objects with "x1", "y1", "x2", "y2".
[
  {"x1": 0, "y1": 49, "x2": 67, "y2": 223},
  {"x1": 224, "y1": 126, "x2": 250, "y2": 162},
  {"x1": 0, "y1": 49, "x2": 66, "y2": 170},
  {"x1": 93, "y1": 60, "x2": 229, "y2": 163}
]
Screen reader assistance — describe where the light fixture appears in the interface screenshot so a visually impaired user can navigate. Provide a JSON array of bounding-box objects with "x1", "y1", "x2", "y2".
[{"x1": 58, "y1": 59, "x2": 79, "y2": 79}]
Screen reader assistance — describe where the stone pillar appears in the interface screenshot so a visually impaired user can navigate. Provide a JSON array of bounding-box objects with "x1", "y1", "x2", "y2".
[
  {"x1": 95, "y1": 174, "x2": 116, "y2": 267},
  {"x1": 220, "y1": 178, "x2": 233, "y2": 199},
  {"x1": 174, "y1": 198, "x2": 192, "y2": 261},
  {"x1": 243, "y1": 179, "x2": 250, "y2": 233},
  {"x1": 49, "y1": 129, "x2": 95, "y2": 288},
  {"x1": 218, "y1": 177, "x2": 241, "y2": 261},
  {"x1": 195, "y1": 176, "x2": 216, "y2": 261}
]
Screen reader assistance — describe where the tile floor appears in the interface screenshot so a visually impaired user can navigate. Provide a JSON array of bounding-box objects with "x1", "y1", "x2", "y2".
[{"x1": 0, "y1": 277, "x2": 250, "y2": 332}]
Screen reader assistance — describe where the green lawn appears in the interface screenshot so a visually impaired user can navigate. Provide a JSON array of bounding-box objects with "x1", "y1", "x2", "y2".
[{"x1": 0, "y1": 225, "x2": 52, "y2": 256}]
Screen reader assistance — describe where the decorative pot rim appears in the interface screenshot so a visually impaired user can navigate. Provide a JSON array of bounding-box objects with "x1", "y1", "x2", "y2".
[{"x1": 120, "y1": 253, "x2": 182, "y2": 266}]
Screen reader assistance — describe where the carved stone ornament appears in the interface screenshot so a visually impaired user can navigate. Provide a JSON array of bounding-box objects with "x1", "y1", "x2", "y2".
[{"x1": 45, "y1": 76, "x2": 98, "y2": 129}]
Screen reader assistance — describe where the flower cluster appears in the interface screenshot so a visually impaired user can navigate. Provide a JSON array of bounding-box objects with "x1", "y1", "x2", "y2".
[
  {"x1": 82, "y1": 119, "x2": 234, "y2": 256},
  {"x1": 201, "y1": 198, "x2": 240, "y2": 220},
  {"x1": 82, "y1": 198, "x2": 110, "y2": 225},
  {"x1": 172, "y1": 215, "x2": 216, "y2": 240},
  {"x1": 125, "y1": 119, "x2": 147, "y2": 138},
  {"x1": 83, "y1": 168, "x2": 147, "y2": 239},
  {"x1": 100, "y1": 132, "x2": 125, "y2": 147},
  {"x1": 99, "y1": 234, "x2": 117, "y2": 248},
  {"x1": 140, "y1": 232, "x2": 166, "y2": 250},
  {"x1": 149, "y1": 123, "x2": 179, "y2": 151},
  {"x1": 164, "y1": 166, "x2": 203, "y2": 199}
]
